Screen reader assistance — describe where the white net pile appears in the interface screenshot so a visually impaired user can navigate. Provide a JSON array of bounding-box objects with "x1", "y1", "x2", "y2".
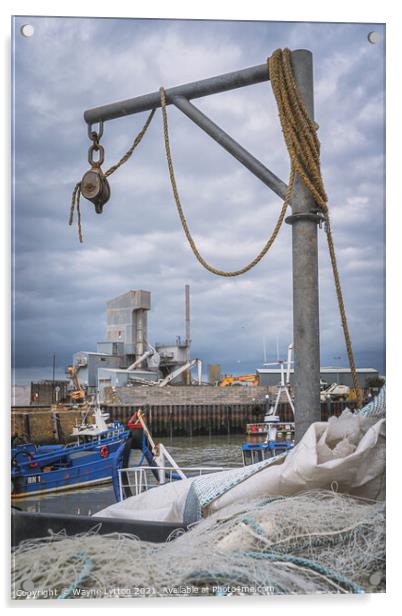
[{"x1": 12, "y1": 490, "x2": 385, "y2": 599}]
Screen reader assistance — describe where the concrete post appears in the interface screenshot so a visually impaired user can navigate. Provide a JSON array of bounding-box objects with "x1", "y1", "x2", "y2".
[{"x1": 286, "y1": 50, "x2": 321, "y2": 442}]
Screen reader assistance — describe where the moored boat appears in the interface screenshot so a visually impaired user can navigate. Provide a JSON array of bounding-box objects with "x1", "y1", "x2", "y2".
[
  {"x1": 11, "y1": 401, "x2": 129, "y2": 498},
  {"x1": 243, "y1": 414, "x2": 295, "y2": 465}
]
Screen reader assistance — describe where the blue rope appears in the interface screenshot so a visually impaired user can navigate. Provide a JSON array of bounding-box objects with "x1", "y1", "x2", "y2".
[
  {"x1": 57, "y1": 551, "x2": 93, "y2": 600},
  {"x1": 242, "y1": 550, "x2": 365, "y2": 594},
  {"x1": 241, "y1": 516, "x2": 267, "y2": 538},
  {"x1": 241, "y1": 513, "x2": 373, "y2": 556},
  {"x1": 271, "y1": 524, "x2": 370, "y2": 553}
]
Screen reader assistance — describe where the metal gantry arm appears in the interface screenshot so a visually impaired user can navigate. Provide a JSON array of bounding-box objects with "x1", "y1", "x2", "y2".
[
  {"x1": 83, "y1": 49, "x2": 321, "y2": 440},
  {"x1": 84, "y1": 61, "x2": 271, "y2": 123}
]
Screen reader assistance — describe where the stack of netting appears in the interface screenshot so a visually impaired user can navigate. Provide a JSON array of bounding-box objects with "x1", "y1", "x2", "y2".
[{"x1": 12, "y1": 490, "x2": 385, "y2": 599}]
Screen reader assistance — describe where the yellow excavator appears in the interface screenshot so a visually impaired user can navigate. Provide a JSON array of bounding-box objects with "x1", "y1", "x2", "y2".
[
  {"x1": 67, "y1": 366, "x2": 86, "y2": 403},
  {"x1": 219, "y1": 374, "x2": 259, "y2": 387}
]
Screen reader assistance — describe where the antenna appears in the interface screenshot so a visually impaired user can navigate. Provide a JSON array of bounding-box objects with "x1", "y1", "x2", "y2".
[
  {"x1": 286, "y1": 343, "x2": 293, "y2": 386},
  {"x1": 185, "y1": 284, "x2": 190, "y2": 348},
  {"x1": 184, "y1": 284, "x2": 191, "y2": 385},
  {"x1": 263, "y1": 341, "x2": 295, "y2": 419},
  {"x1": 263, "y1": 335, "x2": 267, "y2": 364}
]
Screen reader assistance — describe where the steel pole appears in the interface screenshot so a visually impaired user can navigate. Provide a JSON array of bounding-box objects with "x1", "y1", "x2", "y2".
[{"x1": 285, "y1": 50, "x2": 321, "y2": 441}]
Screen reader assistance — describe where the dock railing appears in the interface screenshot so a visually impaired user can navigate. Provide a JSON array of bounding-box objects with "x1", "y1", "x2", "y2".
[{"x1": 118, "y1": 465, "x2": 240, "y2": 502}]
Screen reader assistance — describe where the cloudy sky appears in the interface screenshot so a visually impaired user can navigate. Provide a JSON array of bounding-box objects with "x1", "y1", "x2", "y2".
[{"x1": 12, "y1": 16, "x2": 385, "y2": 383}]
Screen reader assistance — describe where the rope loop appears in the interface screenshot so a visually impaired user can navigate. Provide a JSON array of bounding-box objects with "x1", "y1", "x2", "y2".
[{"x1": 159, "y1": 85, "x2": 293, "y2": 277}]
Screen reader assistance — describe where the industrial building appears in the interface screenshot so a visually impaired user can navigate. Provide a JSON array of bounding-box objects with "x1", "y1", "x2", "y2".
[
  {"x1": 257, "y1": 367, "x2": 379, "y2": 389},
  {"x1": 68, "y1": 287, "x2": 197, "y2": 401}
]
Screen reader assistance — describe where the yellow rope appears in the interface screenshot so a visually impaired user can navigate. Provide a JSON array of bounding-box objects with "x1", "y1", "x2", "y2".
[
  {"x1": 159, "y1": 85, "x2": 293, "y2": 277},
  {"x1": 69, "y1": 182, "x2": 83, "y2": 243},
  {"x1": 104, "y1": 109, "x2": 156, "y2": 177}
]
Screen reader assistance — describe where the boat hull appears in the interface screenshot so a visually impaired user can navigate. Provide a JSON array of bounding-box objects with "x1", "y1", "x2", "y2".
[
  {"x1": 11, "y1": 474, "x2": 113, "y2": 499},
  {"x1": 11, "y1": 432, "x2": 129, "y2": 499}
]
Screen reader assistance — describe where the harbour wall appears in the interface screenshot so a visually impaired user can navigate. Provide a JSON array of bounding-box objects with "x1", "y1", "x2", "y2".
[
  {"x1": 11, "y1": 390, "x2": 355, "y2": 443},
  {"x1": 102, "y1": 384, "x2": 272, "y2": 406}
]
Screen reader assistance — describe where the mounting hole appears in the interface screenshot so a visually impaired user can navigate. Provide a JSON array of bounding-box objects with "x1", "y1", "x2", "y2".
[
  {"x1": 368, "y1": 31, "x2": 380, "y2": 44},
  {"x1": 369, "y1": 571, "x2": 383, "y2": 586},
  {"x1": 21, "y1": 578, "x2": 34, "y2": 591},
  {"x1": 20, "y1": 24, "x2": 34, "y2": 38}
]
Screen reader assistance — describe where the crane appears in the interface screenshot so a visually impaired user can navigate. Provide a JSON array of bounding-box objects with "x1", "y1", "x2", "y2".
[
  {"x1": 219, "y1": 374, "x2": 259, "y2": 387},
  {"x1": 67, "y1": 366, "x2": 86, "y2": 403}
]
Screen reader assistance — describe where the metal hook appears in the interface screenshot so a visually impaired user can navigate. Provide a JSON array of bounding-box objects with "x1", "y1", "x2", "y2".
[{"x1": 87, "y1": 120, "x2": 104, "y2": 142}]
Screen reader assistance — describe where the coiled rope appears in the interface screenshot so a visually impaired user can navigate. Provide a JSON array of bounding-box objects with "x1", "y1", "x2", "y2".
[{"x1": 268, "y1": 48, "x2": 363, "y2": 406}]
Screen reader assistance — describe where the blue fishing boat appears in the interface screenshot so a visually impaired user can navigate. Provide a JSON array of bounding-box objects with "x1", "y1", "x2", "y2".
[
  {"x1": 242, "y1": 414, "x2": 295, "y2": 465},
  {"x1": 11, "y1": 402, "x2": 129, "y2": 498}
]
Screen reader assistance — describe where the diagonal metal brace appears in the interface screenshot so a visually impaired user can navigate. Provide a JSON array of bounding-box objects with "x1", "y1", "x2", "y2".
[{"x1": 172, "y1": 96, "x2": 287, "y2": 200}]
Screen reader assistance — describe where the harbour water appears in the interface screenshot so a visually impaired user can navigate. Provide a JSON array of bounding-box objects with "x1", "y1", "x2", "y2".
[{"x1": 14, "y1": 434, "x2": 244, "y2": 516}]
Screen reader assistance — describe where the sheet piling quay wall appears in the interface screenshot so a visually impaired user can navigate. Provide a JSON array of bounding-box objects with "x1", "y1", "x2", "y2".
[
  {"x1": 105, "y1": 402, "x2": 293, "y2": 437},
  {"x1": 11, "y1": 396, "x2": 357, "y2": 442},
  {"x1": 105, "y1": 400, "x2": 356, "y2": 437}
]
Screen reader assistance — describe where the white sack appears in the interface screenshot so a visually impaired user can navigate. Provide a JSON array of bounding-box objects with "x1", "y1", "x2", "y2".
[
  {"x1": 207, "y1": 417, "x2": 385, "y2": 516},
  {"x1": 94, "y1": 476, "x2": 194, "y2": 522}
]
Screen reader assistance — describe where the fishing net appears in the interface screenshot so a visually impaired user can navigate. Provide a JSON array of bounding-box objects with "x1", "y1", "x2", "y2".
[{"x1": 12, "y1": 489, "x2": 385, "y2": 599}]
